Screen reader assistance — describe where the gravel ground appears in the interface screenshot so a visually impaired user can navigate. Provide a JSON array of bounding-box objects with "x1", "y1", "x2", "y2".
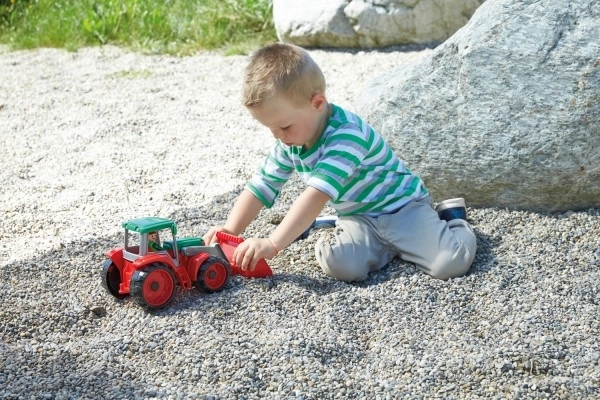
[{"x1": 0, "y1": 45, "x2": 599, "y2": 399}]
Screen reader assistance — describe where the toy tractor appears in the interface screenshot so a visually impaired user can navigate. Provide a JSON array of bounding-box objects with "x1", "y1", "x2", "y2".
[{"x1": 101, "y1": 217, "x2": 272, "y2": 309}]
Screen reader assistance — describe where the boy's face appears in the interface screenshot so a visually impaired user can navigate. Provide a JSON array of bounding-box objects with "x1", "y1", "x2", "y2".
[{"x1": 248, "y1": 94, "x2": 328, "y2": 149}]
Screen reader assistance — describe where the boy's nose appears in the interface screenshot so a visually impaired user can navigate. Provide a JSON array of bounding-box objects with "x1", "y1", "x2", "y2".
[{"x1": 271, "y1": 128, "x2": 285, "y2": 140}]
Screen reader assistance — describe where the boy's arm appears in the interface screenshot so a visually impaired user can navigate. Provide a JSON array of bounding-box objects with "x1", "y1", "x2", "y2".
[
  {"x1": 232, "y1": 186, "x2": 330, "y2": 271},
  {"x1": 203, "y1": 189, "x2": 264, "y2": 244},
  {"x1": 268, "y1": 186, "x2": 330, "y2": 251},
  {"x1": 224, "y1": 189, "x2": 265, "y2": 234}
]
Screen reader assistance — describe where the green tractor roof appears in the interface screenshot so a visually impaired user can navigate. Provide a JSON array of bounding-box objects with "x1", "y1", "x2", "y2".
[{"x1": 122, "y1": 217, "x2": 177, "y2": 235}]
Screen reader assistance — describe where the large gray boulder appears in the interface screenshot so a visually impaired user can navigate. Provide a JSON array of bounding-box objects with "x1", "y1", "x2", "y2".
[
  {"x1": 356, "y1": 0, "x2": 600, "y2": 212},
  {"x1": 273, "y1": 0, "x2": 485, "y2": 48}
]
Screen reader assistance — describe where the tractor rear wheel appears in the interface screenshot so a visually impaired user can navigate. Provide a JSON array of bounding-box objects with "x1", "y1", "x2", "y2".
[
  {"x1": 101, "y1": 260, "x2": 127, "y2": 299},
  {"x1": 130, "y1": 263, "x2": 176, "y2": 309},
  {"x1": 196, "y1": 257, "x2": 230, "y2": 293}
]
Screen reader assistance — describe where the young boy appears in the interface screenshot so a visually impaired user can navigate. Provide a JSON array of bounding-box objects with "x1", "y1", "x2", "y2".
[{"x1": 203, "y1": 43, "x2": 476, "y2": 282}]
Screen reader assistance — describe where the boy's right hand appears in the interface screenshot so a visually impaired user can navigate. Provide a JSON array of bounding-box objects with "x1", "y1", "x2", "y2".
[{"x1": 203, "y1": 226, "x2": 234, "y2": 245}]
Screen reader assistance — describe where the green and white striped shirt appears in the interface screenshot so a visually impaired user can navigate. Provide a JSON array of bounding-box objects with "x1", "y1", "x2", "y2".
[{"x1": 246, "y1": 104, "x2": 428, "y2": 216}]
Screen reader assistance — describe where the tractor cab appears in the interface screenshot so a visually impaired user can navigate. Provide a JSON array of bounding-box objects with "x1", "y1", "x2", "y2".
[{"x1": 122, "y1": 217, "x2": 180, "y2": 265}]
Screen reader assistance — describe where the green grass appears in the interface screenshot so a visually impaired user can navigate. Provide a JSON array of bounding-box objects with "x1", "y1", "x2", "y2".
[{"x1": 0, "y1": 0, "x2": 276, "y2": 55}]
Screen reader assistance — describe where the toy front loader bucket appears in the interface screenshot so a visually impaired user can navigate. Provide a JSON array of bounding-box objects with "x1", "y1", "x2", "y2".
[{"x1": 216, "y1": 231, "x2": 273, "y2": 278}]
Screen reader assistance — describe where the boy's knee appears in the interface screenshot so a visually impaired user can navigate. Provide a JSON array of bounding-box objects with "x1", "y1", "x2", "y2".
[
  {"x1": 315, "y1": 238, "x2": 369, "y2": 282},
  {"x1": 426, "y1": 220, "x2": 477, "y2": 280},
  {"x1": 427, "y1": 247, "x2": 474, "y2": 280}
]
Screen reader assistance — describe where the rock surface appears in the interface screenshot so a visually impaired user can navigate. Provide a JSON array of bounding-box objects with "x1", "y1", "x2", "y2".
[
  {"x1": 356, "y1": 0, "x2": 600, "y2": 212},
  {"x1": 273, "y1": 0, "x2": 485, "y2": 48}
]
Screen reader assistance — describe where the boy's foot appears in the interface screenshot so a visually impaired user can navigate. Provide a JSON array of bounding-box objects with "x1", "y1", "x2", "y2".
[
  {"x1": 295, "y1": 216, "x2": 338, "y2": 241},
  {"x1": 435, "y1": 198, "x2": 468, "y2": 222}
]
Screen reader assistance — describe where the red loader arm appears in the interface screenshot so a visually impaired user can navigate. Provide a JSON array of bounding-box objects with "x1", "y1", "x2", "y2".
[{"x1": 216, "y1": 231, "x2": 273, "y2": 278}]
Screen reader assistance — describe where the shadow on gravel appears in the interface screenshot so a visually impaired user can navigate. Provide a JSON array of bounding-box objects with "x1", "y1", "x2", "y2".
[
  {"x1": 468, "y1": 225, "x2": 500, "y2": 276},
  {"x1": 0, "y1": 236, "x2": 144, "y2": 398},
  {"x1": 0, "y1": 339, "x2": 142, "y2": 399},
  {"x1": 4, "y1": 185, "x2": 598, "y2": 398}
]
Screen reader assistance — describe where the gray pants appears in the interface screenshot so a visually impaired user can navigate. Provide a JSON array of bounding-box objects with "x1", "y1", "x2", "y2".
[{"x1": 315, "y1": 197, "x2": 477, "y2": 282}]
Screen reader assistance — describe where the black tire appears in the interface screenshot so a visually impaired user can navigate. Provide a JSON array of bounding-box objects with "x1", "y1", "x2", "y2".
[
  {"x1": 130, "y1": 263, "x2": 176, "y2": 309},
  {"x1": 101, "y1": 260, "x2": 127, "y2": 299},
  {"x1": 196, "y1": 257, "x2": 230, "y2": 293}
]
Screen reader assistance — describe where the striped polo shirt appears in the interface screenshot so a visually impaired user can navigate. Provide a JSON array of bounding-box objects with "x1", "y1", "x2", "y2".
[{"x1": 246, "y1": 103, "x2": 428, "y2": 216}]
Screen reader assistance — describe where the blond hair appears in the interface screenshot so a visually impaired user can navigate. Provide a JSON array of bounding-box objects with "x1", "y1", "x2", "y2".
[{"x1": 242, "y1": 43, "x2": 326, "y2": 108}]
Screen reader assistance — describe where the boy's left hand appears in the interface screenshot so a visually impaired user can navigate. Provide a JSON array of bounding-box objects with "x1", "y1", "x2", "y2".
[{"x1": 233, "y1": 238, "x2": 278, "y2": 271}]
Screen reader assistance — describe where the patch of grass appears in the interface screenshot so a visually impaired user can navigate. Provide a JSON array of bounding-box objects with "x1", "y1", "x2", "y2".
[{"x1": 0, "y1": 0, "x2": 276, "y2": 55}]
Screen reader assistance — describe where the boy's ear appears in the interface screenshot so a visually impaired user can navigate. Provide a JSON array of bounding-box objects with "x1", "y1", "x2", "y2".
[{"x1": 311, "y1": 93, "x2": 327, "y2": 111}]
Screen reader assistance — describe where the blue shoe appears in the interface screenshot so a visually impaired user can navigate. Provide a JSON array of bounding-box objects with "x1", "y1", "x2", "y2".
[
  {"x1": 435, "y1": 198, "x2": 467, "y2": 222},
  {"x1": 295, "y1": 216, "x2": 338, "y2": 241}
]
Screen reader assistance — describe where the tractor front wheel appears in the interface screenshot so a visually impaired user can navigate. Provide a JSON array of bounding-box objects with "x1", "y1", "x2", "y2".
[
  {"x1": 101, "y1": 260, "x2": 127, "y2": 299},
  {"x1": 196, "y1": 257, "x2": 230, "y2": 293},
  {"x1": 130, "y1": 264, "x2": 176, "y2": 309}
]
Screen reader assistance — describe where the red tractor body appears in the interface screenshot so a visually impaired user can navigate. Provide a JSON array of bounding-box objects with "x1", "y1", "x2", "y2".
[{"x1": 101, "y1": 217, "x2": 272, "y2": 309}]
